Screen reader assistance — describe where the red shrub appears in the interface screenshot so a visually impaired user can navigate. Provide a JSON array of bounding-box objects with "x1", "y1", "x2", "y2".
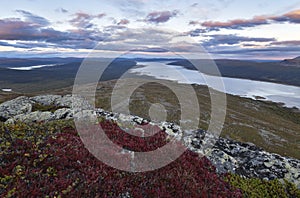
[{"x1": 0, "y1": 121, "x2": 242, "y2": 197}]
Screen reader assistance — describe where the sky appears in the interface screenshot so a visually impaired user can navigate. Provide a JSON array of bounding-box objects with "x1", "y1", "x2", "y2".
[{"x1": 0, "y1": 0, "x2": 300, "y2": 59}]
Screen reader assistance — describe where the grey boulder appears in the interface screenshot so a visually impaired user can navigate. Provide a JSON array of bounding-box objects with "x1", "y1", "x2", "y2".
[
  {"x1": 0, "y1": 96, "x2": 33, "y2": 121},
  {"x1": 5, "y1": 111, "x2": 55, "y2": 124},
  {"x1": 30, "y1": 95, "x2": 62, "y2": 106}
]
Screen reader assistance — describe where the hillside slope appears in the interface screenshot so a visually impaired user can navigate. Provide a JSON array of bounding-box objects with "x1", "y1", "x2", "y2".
[{"x1": 0, "y1": 95, "x2": 299, "y2": 197}]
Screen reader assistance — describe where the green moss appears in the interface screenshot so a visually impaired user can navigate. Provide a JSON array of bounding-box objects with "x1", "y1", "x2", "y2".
[
  {"x1": 32, "y1": 103, "x2": 67, "y2": 113},
  {"x1": 0, "y1": 175, "x2": 14, "y2": 189},
  {"x1": 0, "y1": 120, "x2": 75, "y2": 147},
  {"x1": 5, "y1": 187, "x2": 16, "y2": 198},
  {"x1": 225, "y1": 173, "x2": 300, "y2": 198}
]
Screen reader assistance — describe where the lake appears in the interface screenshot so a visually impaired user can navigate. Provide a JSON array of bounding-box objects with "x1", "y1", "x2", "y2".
[{"x1": 129, "y1": 61, "x2": 300, "y2": 109}]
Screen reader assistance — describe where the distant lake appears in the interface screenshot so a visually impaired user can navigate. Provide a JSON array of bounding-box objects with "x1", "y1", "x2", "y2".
[
  {"x1": 1, "y1": 88, "x2": 12, "y2": 92},
  {"x1": 8, "y1": 64, "x2": 62, "y2": 71},
  {"x1": 129, "y1": 61, "x2": 300, "y2": 109}
]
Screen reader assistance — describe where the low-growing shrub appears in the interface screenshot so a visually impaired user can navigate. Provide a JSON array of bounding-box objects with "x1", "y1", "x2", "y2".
[
  {"x1": 225, "y1": 173, "x2": 300, "y2": 198},
  {"x1": 0, "y1": 120, "x2": 242, "y2": 197},
  {"x1": 1, "y1": 120, "x2": 299, "y2": 197}
]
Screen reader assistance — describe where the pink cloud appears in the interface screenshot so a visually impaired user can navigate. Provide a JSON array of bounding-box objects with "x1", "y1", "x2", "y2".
[
  {"x1": 201, "y1": 9, "x2": 300, "y2": 29},
  {"x1": 145, "y1": 10, "x2": 179, "y2": 24}
]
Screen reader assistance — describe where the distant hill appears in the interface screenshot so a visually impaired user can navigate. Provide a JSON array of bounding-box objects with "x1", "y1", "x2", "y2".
[
  {"x1": 1, "y1": 56, "x2": 300, "y2": 93},
  {"x1": 0, "y1": 58, "x2": 136, "y2": 93},
  {"x1": 0, "y1": 57, "x2": 83, "y2": 68},
  {"x1": 280, "y1": 56, "x2": 300, "y2": 67},
  {"x1": 168, "y1": 58, "x2": 300, "y2": 87}
]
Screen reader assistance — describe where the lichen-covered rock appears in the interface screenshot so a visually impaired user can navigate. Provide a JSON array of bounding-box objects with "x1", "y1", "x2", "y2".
[
  {"x1": 30, "y1": 94, "x2": 92, "y2": 110},
  {"x1": 5, "y1": 111, "x2": 55, "y2": 124},
  {"x1": 93, "y1": 108, "x2": 299, "y2": 188},
  {"x1": 0, "y1": 95, "x2": 93, "y2": 123},
  {"x1": 186, "y1": 131, "x2": 300, "y2": 188},
  {"x1": 74, "y1": 110, "x2": 97, "y2": 122},
  {"x1": 55, "y1": 95, "x2": 92, "y2": 110},
  {"x1": 30, "y1": 95, "x2": 62, "y2": 106},
  {"x1": 0, "y1": 96, "x2": 33, "y2": 121},
  {"x1": 53, "y1": 108, "x2": 73, "y2": 119}
]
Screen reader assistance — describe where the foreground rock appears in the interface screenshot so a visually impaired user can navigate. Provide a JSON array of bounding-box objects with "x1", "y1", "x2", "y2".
[
  {"x1": 0, "y1": 96, "x2": 33, "y2": 121},
  {"x1": 0, "y1": 95, "x2": 91, "y2": 124},
  {"x1": 1, "y1": 95, "x2": 299, "y2": 188},
  {"x1": 185, "y1": 130, "x2": 300, "y2": 188},
  {"x1": 6, "y1": 111, "x2": 55, "y2": 124}
]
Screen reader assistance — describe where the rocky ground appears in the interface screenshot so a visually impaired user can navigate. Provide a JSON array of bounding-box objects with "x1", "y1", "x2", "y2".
[{"x1": 0, "y1": 95, "x2": 299, "y2": 189}]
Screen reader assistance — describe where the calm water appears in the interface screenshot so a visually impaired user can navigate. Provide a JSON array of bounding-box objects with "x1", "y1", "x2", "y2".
[
  {"x1": 8, "y1": 64, "x2": 61, "y2": 71},
  {"x1": 129, "y1": 61, "x2": 300, "y2": 109}
]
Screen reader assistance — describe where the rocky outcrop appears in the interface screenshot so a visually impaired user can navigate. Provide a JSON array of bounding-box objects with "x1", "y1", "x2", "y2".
[
  {"x1": 0, "y1": 96, "x2": 33, "y2": 121},
  {"x1": 30, "y1": 95, "x2": 62, "y2": 106},
  {"x1": 185, "y1": 130, "x2": 300, "y2": 188},
  {"x1": 6, "y1": 111, "x2": 55, "y2": 124},
  {"x1": 1, "y1": 95, "x2": 299, "y2": 188},
  {"x1": 96, "y1": 109, "x2": 300, "y2": 188},
  {"x1": 0, "y1": 95, "x2": 91, "y2": 124},
  {"x1": 53, "y1": 108, "x2": 74, "y2": 120}
]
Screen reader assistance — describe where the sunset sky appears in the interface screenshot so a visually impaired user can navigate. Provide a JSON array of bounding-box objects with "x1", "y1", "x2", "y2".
[{"x1": 0, "y1": 0, "x2": 300, "y2": 59}]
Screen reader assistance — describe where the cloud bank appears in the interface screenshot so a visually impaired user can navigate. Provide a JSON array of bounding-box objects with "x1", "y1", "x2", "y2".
[
  {"x1": 144, "y1": 10, "x2": 179, "y2": 24},
  {"x1": 200, "y1": 9, "x2": 300, "y2": 30}
]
